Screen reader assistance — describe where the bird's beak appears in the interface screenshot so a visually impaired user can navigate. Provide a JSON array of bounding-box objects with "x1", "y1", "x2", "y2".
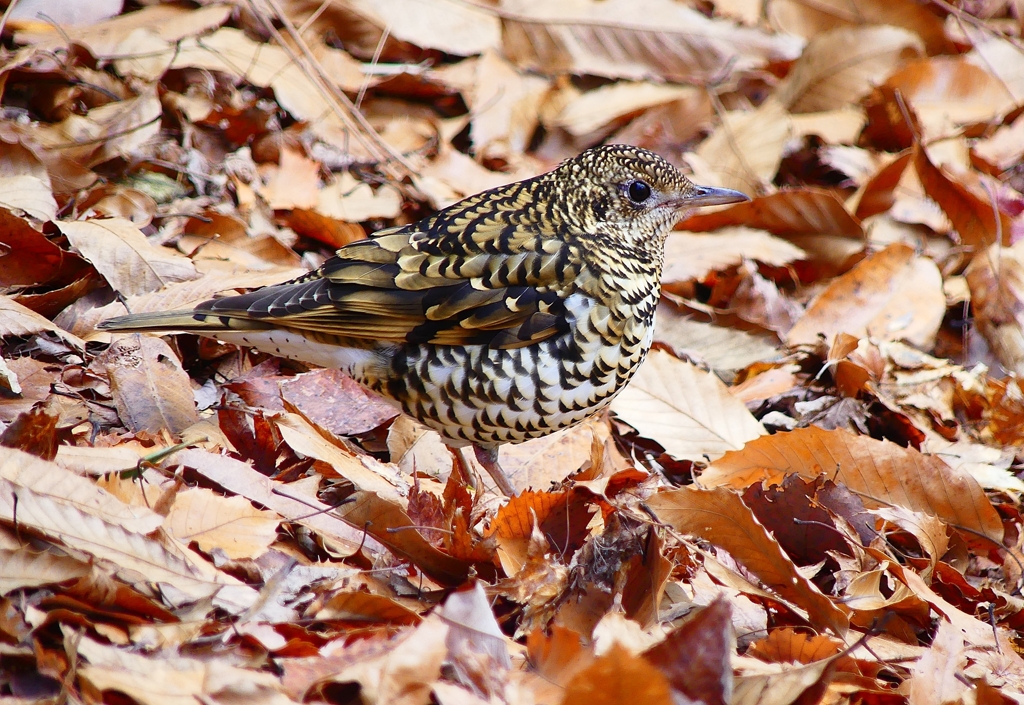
[{"x1": 681, "y1": 184, "x2": 750, "y2": 208}]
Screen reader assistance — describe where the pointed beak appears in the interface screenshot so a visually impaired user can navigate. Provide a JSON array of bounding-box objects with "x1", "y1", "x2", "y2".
[{"x1": 681, "y1": 184, "x2": 750, "y2": 208}]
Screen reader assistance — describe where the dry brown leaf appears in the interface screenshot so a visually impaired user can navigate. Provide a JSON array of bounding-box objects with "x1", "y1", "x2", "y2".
[
  {"x1": 311, "y1": 615, "x2": 449, "y2": 702},
  {"x1": 101, "y1": 334, "x2": 199, "y2": 435},
  {"x1": 885, "y1": 56, "x2": 1015, "y2": 137},
  {"x1": 789, "y1": 108, "x2": 867, "y2": 144},
  {"x1": 786, "y1": 243, "x2": 944, "y2": 348},
  {"x1": 648, "y1": 485, "x2": 851, "y2": 636},
  {"x1": 965, "y1": 27, "x2": 1024, "y2": 105},
  {"x1": 643, "y1": 598, "x2": 733, "y2": 705},
  {"x1": 731, "y1": 657, "x2": 837, "y2": 705},
  {"x1": 333, "y1": 491, "x2": 476, "y2": 586},
  {"x1": 776, "y1": 25, "x2": 924, "y2": 113},
  {"x1": 172, "y1": 28, "x2": 379, "y2": 158},
  {"x1": 611, "y1": 349, "x2": 766, "y2": 460},
  {"x1": 317, "y1": 171, "x2": 403, "y2": 222},
  {"x1": 965, "y1": 241, "x2": 1024, "y2": 375},
  {"x1": 767, "y1": 0, "x2": 951, "y2": 54},
  {"x1": 562, "y1": 643, "x2": 675, "y2": 705},
  {"x1": 678, "y1": 189, "x2": 865, "y2": 274},
  {"x1": 59, "y1": 218, "x2": 199, "y2": 297},
  {"x1": 700, "y1": 425, "x2": 1004, "y2": 545},
  {"x1": 914, "y1": 143, "x2": 1011, "y2": 252},
  {"x1": 730, "y1": 264, "x2": 803, "y2": 335},
  {"x1": 316, "y1": 590, "x2": 422, "y2": 625},
  {"x1": 499, "y1": 419, "x2": 605, "y2": 490},
  {"x1": 501, "y1": 0, "x2": 802, "y2": 83}
]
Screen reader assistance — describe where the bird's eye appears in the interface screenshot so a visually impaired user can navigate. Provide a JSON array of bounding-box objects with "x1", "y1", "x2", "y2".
[{"x1": 627, "y1": 180, "x2": 652, "y2": 204}]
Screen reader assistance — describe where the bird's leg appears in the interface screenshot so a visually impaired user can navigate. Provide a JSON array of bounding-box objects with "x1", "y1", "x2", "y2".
[{"x1": 473, "y1": 444, "x2": 516, "y2": 497}]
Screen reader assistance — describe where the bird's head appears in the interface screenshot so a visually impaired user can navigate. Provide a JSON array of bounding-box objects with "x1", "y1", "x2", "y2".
[{"x1": 555, "y1": 145, "x2": 748, "y2": 255}]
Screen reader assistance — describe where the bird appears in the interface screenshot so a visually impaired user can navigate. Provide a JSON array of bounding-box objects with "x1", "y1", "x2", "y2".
[{"x1": 98, "y1": 145, "x2": 748, "y2": 496}]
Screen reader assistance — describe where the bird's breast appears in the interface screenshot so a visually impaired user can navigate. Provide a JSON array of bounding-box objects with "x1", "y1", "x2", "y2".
[{"x1": 373, "y1": 290, "x2": 659, "y2": 445}]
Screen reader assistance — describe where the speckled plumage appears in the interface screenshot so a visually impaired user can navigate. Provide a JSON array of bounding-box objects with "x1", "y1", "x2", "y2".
[{"x1": 99, "y1": 145, "x2": 747, "y2": 490}]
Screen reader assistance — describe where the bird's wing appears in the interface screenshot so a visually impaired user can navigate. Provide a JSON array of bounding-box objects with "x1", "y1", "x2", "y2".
[{"x1": 195, "y1": 217, "x2": 579, "y2": 348}]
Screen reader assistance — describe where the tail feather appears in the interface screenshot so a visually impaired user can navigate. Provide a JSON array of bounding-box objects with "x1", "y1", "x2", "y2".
[{"x1": 97, "y1": 310, "x2": 267, "y2": 333}]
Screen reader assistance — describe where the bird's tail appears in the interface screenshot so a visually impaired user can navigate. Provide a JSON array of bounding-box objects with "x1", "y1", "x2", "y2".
[{"x1": 96, "y1": 310, "x2": 265, "y2": 333}]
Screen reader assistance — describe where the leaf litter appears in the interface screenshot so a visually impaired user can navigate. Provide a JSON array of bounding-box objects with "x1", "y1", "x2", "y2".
[{"x1": 4, "y1": 0, "x2": 1024, "y2": 702}]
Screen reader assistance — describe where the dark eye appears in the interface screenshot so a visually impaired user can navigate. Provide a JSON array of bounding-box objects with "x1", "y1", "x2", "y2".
[{"x1": 627, "y1": 180, "x2": 652, "y2": 204}]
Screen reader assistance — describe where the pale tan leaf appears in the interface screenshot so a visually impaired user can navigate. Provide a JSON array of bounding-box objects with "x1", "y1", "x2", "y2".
[
  {"x1": 0, "y1": 547, "x2": 90, "y2": 595},
  {"x1": 786, "y1": 243, "x2": 944, "y2": 348},
  {"x1": 973, "y1": 114, "x2": 1024, "y2": 171},
  {"x1": 172, "y1": 28, "x2": 379, "y2": 156},
  {"x1": 54, "y1": 445, "x2": 149, "y2": 476},
  {"x1": 555, "y1": 82, "x2": 696, "y2": 137},
  {"x1": 168, "y1": 449, "x2": 374, "y2": 556},
  {"x1": 318, "y1": 172, "x2": 403, "y2": 222},
  {"x1": 654, "y1": 306, "x2": 782, "y2": 374},
  {"x1": 731, "y1": 659, "x2": 836, "y2": 705},
  {"x1": 59, "y1": 218, "x2": 198, "y2": 297},
  {"x1": 663, "y1": 227, "x2": 806, "y2": 284},
  {"x1": 500, "y1": 418, "x2": 607, "y2": 490},
  {"x1": 872, "y1": 505, "x2": 949, "y2": 576},
  {"x1": 789, "y1": 108, "x2": 867, "y2": 144},
  {"x1": 0, "y1": 295, "x2": 84, "y2": 348},
  {"x1": 776, "y1": 26, "x2": 924, "y2": 113},
  {"x1": 101, "y1": 334, "x2": 199, "y2": 435},
  {"x1": 907, "y1": 620, "x2": 968, "y2": 705},
  {"x1": 0, "y1": 175, "x2": 56, "y2": 221},
  {"x1": 700, "y1": 426, "x2": 1004, "y2": 545},
  {"x1": 0, "y1": 449, "x2": 250, "y2": 603},
  {"x1": 501, "y1": 0, "x2": 803, "y2": 83},
  {"x1": 647, "y1": 486, "x2": 850, "y2": 637},
  {"x1": 164, "y1": 489, "x2": 281, "y2": 561},
  {"x1": 273, "y1": 412, "x2": 407, "y2": 502},
  {"x1": 347, "y1": 0, "x2": 500, "y2": 55},
  {"x1": 12, "y1": 3, "x2": 231, "y2": 53},
  {"x1": 611, "y1": 349, "x2": 766, "y2": 460},
  {"x1": 257, "y1": 146, "x2": 321, "y2": 210},
  {"x1": 111, "y1": 27, "x2": 175, "y2": 81},
  {"x1": 76, "y1": 634, "x2": 282, "y2": 705},
  {"x1": 885, "y1": 56, "x2": 1015, "y2": 138},
  {"x1": 693, "y1": 97, "x2": 792, "y2": 195},
  {"x1": 0, "y1": 451, "x2": 162, "y2": 535},
  {"x1": 34, "y1": 91, "x2": 162, "y2": 168},
  {"x1": 965, "y1": 28, "x2": 1024, "y2": 105},
  {"x1": 470, "y1": 50, "x2": 549, "y2": 158}
]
